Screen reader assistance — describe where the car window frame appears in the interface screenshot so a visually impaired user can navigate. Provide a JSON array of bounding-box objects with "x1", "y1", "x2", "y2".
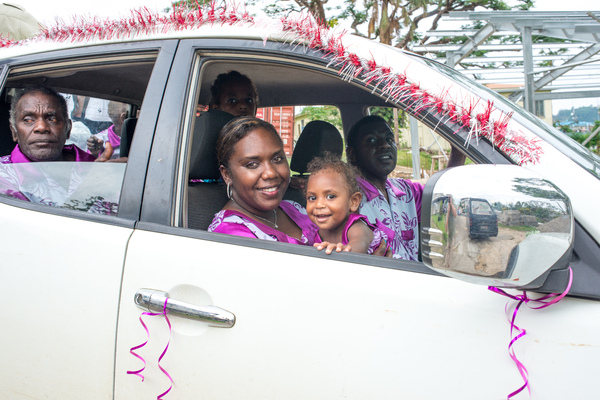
[
  {"x1": 136, "y1": 38, "x2": 506, "y2": 275},
  {"x1": 0, "y1": 39, "x2": 178, "y2": 226}
]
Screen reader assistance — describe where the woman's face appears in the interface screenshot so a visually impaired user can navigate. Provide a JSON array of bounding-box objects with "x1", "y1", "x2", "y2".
[{"x1": 221, "y1": 128, "x2": 290, "y2": 216}]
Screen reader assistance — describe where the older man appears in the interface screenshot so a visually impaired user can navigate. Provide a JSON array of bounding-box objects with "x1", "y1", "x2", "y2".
[
  {"x1": 0, "y1": 86, "x2": 117, "y2": 207},
  {"x1": 0, "y1": 85, "x2": 98, "y2": 164}
]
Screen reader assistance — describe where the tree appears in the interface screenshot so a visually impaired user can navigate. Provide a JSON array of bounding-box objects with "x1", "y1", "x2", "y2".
[
  {"x1": 165, "y1": 0, "x2": 212, "y2": 12},
  {"x1": 297, "y1": 105, "x2": 343, "y2": 133},
  {"x1": 253, "y1": 0, "x2": 535, "y2": 48}
]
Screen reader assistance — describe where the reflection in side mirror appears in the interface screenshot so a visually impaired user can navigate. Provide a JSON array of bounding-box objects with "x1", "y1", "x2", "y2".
[{"x1": 421, "y1": 165, "x2": 573, "y2": 288}]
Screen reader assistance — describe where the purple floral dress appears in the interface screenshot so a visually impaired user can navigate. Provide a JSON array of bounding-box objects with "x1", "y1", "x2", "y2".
[
  {"x1": 208, "y1": 200, "x2": 319, "y2": 245},
  {"x1": 314, "y1": 213, "x2": 395, "y2": 255},
  {"x1": 356, "y1": 176, "x2": 423, "y2": 261}
]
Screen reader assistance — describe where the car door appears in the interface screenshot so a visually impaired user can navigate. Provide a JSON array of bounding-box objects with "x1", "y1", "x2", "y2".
[
  {"x1": 0, "y1": 41, "x2": 175, "y2": 399},
  {"x1": 114, "y1": 39, "x2": 600, "y2": 400}
]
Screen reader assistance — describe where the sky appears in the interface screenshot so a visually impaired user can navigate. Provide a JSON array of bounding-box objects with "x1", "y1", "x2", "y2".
[{"x1": 15, "y1": 0, "x2": 600, "y2": 113}]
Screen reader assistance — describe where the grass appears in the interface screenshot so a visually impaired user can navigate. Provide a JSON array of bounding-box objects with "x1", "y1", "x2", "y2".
[{"x1": 397, "y1": 149, "x2": 473, "y2": 172}]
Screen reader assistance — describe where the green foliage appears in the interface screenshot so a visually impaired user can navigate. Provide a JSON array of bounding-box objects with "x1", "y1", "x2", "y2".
[
  {"x1": 554, "y1": 106, "x2": 600, "y2": 123},
  {"x1": 553, "y1": 121, "x2": 573, "y2": 134},
  {"x1": 166, "y1": 0, "x2": 211, "y2": 12},
  {"x1": 298, "y1": 106, "x2": 343, "y2": 133},
  {"x1": 567, "y1": 121, "x2": 600, "y2": 152},
  {"x1": 369, "y1": 107, "x2": 407, "y2": 129}
]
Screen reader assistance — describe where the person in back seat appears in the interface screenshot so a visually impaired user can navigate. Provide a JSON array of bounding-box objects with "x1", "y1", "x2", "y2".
[
  {"x1": 346, "y1": 116, "x2": 423, "y2": 261},
  {"x1": 87, "y1": 100, "x2": 128, "y2": 159},
  {"x1": 209, "y1": 71, "x2": 258, "y2": 118}
]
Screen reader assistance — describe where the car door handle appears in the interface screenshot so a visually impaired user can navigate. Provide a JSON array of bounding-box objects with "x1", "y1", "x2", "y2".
[{"x1": 134, "y1": 289, "x2": 235, "y2": 328}]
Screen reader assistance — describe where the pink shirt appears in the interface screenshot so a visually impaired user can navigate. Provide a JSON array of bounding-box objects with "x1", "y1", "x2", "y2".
[
  {"x1": 0, "y1": 144, "x2": 97, "y2": 164},
  {"x1": 208, "y1": 200, "x2": 319, "y2": 245}
]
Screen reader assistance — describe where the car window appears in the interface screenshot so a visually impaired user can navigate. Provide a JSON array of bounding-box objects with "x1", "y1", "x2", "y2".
[
  {"x1": 0, "y1": 162, "x2": 125, "y2": 214},
  {"x1": 0, "y1": 51, "x2": 157, "y2": 216}
]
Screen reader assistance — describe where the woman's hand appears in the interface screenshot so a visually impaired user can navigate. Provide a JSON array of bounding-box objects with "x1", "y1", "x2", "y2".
[{"x1": 314, "y1": 241, "x2": 351, "y2": 254}]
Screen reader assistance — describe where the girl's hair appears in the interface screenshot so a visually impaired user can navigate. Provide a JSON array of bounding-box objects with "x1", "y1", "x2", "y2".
[
  {"x1": 216, "y1": 116, "x2": 282, "y2": 168},
  {"x1": 307, "y1": 152, "x2": 361, "y2": 195},
  {"x1": 346, "y1": 115, "x2": 391, "y2": 150},
  {"x1": 209, "y1": 70, "x2": 259, "y2": 107}
]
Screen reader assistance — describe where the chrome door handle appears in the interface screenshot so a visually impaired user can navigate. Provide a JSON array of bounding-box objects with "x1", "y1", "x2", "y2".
[{"x1": 134, "y1": 289, "x2": 235, "y2": 328}]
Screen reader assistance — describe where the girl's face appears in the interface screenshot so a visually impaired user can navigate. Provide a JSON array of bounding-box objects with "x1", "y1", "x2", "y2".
[
  {"x1": 221, "y1": 128, "x2": 289, "y2": 216},
  {"x1": 306, "y1": 168, "x2": 362, "y2": 235},
  {"x1": 213, "y1": 82, "x2": 257, "y2": 117},
  {"x1": 349, "y1": 121, "x2": 397, "y2": 181}
]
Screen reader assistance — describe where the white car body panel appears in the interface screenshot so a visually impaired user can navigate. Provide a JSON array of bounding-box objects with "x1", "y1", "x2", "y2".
[
  {"x1": 114, "y1": 230, "x2": 600, "y2": 399},
  {"x1": 0, "y1": 202, "x2": 133, "y2": 399}
]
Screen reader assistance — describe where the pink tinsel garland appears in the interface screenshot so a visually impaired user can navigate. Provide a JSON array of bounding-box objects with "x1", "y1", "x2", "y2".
[{"x1": 0, "y1": 2, "x2": 542, "y2": 165}]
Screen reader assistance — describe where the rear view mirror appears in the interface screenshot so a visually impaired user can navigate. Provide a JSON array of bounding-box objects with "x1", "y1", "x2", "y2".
[{"x1": 421, "y1": 165, "x2": 573, "y2": 289}]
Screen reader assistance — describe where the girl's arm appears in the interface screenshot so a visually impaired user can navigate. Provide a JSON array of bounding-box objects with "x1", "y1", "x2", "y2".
[{"x1": 346, "y1": 220, "x2": 374, "y2": 254}]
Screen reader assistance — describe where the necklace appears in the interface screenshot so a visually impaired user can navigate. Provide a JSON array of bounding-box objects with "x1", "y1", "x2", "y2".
[{"x1": 231, "y1": 198, "x2": 278, "y2": 228}]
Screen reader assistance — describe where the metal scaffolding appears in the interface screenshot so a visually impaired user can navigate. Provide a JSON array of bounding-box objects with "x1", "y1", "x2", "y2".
[{"x1": 411, "y1": 11, "x2": 600, "y2": 113}]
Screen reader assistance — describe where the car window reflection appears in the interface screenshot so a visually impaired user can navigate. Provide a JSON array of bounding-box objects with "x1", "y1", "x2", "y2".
[{"x1": 0, "y1": 162, "x2": 125, "y2": 215}]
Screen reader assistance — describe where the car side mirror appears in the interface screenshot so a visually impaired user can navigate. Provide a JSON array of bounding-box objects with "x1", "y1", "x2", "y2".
[{"x1": 420, "y1": 165, "x2": 573, "y2": 289}]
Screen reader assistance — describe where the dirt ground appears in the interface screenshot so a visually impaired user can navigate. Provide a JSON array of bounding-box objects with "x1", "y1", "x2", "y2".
[{"x1": 443, "y1": 216, "x2": 527, "y2": 277}]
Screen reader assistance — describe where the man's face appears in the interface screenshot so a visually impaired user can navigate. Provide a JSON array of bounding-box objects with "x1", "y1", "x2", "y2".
[
  {"x1": 350, "y1": 121, "x2": 397, "y2": 181},
  {"x1": 11, "y1": 92, "x2": 71, "y2": 162}
]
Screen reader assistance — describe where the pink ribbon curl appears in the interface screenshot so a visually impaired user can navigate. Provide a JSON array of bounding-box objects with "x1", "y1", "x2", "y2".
[
  {"x1": 488, "y1": 266, "x2": 573, "y2": 399},
  {"x1": 127, "y1": 297, "x2": 174, "y2": 399}
]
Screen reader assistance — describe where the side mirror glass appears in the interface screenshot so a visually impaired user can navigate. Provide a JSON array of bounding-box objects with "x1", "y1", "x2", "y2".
[{"x1": 421, "y1": 165, "x2": 573, "y2": 288}]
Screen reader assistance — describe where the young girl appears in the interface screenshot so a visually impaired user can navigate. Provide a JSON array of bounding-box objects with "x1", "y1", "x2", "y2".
[{"x1": 305, "y1": 153, "x2": 394, "y2": 255}]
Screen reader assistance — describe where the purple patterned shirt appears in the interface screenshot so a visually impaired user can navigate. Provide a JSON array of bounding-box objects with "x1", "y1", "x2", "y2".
[
  {"x1": 208, "y1": 200, "x2": 319, "y2": 245},
  {"x1": 357, "y1": 176, "x2": 423, "y2": 261}
]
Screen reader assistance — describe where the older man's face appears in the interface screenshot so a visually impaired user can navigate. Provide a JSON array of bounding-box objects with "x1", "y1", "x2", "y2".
[{"x1": 10, "y1": 92, "x2": 71, "y2": 162}]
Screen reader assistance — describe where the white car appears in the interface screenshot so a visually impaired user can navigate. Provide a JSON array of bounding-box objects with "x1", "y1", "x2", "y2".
[{"x1": 1, "y1": 6, "x2": 599, "y2": 400}]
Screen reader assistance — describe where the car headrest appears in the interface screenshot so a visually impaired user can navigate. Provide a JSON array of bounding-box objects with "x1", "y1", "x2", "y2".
[
  {"x1": 189, "y1": 109, "x2": 235, "y2": 181},
  {"x1": 289, "y1": 120, "x2": 343, "y2": 175},
  {"x1": 119, "y1": 117, "x2": 137, "y2": 158}
]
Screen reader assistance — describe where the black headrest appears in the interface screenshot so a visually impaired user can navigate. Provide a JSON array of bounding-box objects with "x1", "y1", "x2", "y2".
[
  {"x1": 0, "y1": 100, "x2": 14, "y2": 157},
  {"x1": 120, "y1": 117, "x2": 137, "y2": 158},
  {"x1": 289, "y1": 120, "x2": 343, "y2": 175},
  {"x1": 189, "y1": 109, "x2": 234, "y2": 180}
]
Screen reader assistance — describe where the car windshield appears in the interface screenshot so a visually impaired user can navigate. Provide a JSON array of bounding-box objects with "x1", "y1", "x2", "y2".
[
  {"x1": 0, "y1": 162, "x2": 125, "y2": 214},
  {"x1": 397, "y1": 49, "x2": 600, "y2": 179},
  {"x1": 471, "y1": 200, "x2": 494, "y2": 215}
]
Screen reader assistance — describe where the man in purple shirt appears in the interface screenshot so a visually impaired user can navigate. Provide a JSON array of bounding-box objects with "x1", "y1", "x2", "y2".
[
  {"x1": 0, "y1": 85, "x2": 98, "y2": 164},
  {"x1": 0, "y1": 86, "x2": 117, "y2": 206},
  {"x1": 346, "y1": 116, "x2": 424, "y2": 261}
]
